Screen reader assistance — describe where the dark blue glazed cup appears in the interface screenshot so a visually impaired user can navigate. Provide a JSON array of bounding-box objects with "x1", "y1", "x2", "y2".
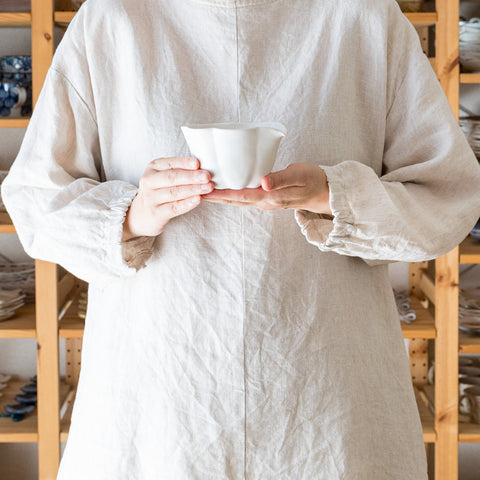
[{"x1": 0, "y1": 55, "x2": 31, "y2": 73}]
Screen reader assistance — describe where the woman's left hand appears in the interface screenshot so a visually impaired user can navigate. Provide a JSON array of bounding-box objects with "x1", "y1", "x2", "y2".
[{"x1": 203, "y1": 163, "x2": 332, "y2": 216}]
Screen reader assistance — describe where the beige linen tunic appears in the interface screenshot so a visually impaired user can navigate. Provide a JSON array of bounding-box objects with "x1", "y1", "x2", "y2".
[{"x1": 3, "y1": 0, "x2": 480, "y2": 478}]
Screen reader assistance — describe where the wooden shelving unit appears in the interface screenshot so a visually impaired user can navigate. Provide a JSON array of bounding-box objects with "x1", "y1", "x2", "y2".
[
  {"x1": 0, "y1": 1, "x2": 83, "y2": 478},
  {"x1": 457, "y1": 10, "x2": 480, "y2": 453},
  {"x1": 0, "y1": 380, "x2": 71, "y2": 444},
  {"x1": 408, "y1": 0, "x2": 480, "y2": 478}
]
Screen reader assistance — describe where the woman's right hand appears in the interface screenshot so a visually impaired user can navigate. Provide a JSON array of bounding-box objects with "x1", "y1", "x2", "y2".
[{"x1": 122, "y1": 156, "x2": 213, "y2": 241}]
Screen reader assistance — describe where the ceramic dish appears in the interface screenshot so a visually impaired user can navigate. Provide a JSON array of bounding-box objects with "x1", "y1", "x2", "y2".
[{"x1": 459, "y1": 324, "x2": 480, "y2": 335}]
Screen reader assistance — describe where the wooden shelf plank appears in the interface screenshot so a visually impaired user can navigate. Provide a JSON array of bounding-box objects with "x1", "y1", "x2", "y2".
[
  {"x1": 402, "y1": 297, "x2": 436, "y2": 339},
  {"x1": 459, "y1": 235, "x2": 480, "y2": 264},
  {"x1": 0, "y1": 304, "x2": 35, "y2": 338},
  {"x1": 459, "y1": 334, "x2": 480, "y2": 354},
  {"x1": 460, "y1": 73, "x2": 480, "y2": 84},
  {"x1": 54, "y1": 11, "x2": 76, "y2": 25},
  {"x1": 0, "y1": 12, "x2": 31, "y2": 27},
  {"x1": 415, "y1": 387, "x2": 436, "y2": 443},
  {"x1": 0, "y1": 117, "x2": 29, "y2": 128},
  {"x1": 459, "y1": 422, "x2": 480, "y2": 442},
  {"x1": 0, "y1": 212, "x2": 15, "y2": 233},
  {"x1": 405, "y1": 12, "x2": 438, "y2": 27}
]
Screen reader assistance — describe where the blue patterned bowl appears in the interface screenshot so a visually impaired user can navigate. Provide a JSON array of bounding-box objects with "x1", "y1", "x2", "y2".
[
  {"x1": 0, "y1": 82, "x2": 29, "y2": 118},
  {"x1": 0, "y1": 56, "x2": 32, "y2": 117},
  {"x1": 0, "y1": 55, "x2": 31, "y2": 73}
]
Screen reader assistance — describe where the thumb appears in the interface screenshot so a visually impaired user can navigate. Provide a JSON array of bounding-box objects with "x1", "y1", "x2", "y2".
[{"x1": 262, "y1": 164, "x2": 300, "y2": 191}]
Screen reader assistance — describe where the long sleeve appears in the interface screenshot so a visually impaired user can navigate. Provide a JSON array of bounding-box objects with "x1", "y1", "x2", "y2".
[
  {"x1": 1, "y1": 25, "x2": 154, "y2": 285},
  {"x1": 295, "y1": 8, "x2": 480, "y2": 264}
]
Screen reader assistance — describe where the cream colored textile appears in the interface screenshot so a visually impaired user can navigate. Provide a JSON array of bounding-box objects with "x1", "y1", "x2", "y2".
[{"x1": 3, "y1": 0, "x2": 480, "y2": 478}]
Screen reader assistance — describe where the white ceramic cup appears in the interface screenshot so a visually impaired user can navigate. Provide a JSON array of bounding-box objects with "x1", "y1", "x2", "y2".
[
  {"x1": 459, "y1": 376, "x2": 480, "y2": 414},
  {"x1": 181, "y1": 122, "x2": 286, "y2": 190},
  {"x1": 460, "y1": 386, "x2": 480, "y2": 424}
]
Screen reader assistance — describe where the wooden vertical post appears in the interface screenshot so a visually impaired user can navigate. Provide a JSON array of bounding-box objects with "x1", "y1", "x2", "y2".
[
  {"x1": 434, "y1": 248, "x2": 459, "y2": 480},
  {"x1": 36, "y1": 260, "x2": 60, "y2": 480},
  {"x1": 434, "y1": 1, "x2": 460, "y2": 479},
  {"x1": 436, "y1": 0, "x2": 460, "y2": 117},
  {"x1": 32, "y1": 1, "x2": 58, "y2": 478},
  {"x1": 31, "y1": 0, "x2": 54, "y2": 102}
]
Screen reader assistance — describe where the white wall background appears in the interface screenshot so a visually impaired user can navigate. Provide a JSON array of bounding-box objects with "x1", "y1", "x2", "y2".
[{"x1": 1, "y1": 4, "x2": 480, "y2": 479}]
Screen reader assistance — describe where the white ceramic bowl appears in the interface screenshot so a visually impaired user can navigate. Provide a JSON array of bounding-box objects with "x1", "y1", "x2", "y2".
[{"x1": 181, "y1": 122, "x2": 286, "y2": 190}]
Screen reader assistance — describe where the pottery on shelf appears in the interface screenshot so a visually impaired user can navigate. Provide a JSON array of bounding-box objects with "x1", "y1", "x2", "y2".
[
  {"x1": 0, "y1": 55, "x2": 32, "y2": 117},
  {"x1": 460, "y1": 18, "x2": 480, "y2": 72}
]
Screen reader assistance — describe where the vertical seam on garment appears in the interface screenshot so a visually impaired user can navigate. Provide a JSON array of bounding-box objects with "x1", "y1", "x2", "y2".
[
  {"x1": 241, "y1": 209, "x2": 247, "y2": 480},
  {"x1": 235, "y1": 0, "x2": 240, "y2": 123},
  {"x1": 234, "y1": 3, "x2": 245, "y2": 478}
]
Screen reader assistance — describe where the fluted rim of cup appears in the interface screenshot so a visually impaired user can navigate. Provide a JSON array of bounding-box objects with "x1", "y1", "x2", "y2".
[{"x1": 181, "y1": 122, "x2": 286, "y2": 135}]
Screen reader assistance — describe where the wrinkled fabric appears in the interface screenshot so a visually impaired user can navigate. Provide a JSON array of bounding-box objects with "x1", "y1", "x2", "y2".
[{"x1": 3, "y1": 0, "x2": 480, "y2": 478}]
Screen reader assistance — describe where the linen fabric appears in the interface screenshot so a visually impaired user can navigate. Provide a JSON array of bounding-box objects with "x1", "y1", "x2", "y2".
[{"x1": 3, "y1": 0, "x2": 480, "y2": 478}]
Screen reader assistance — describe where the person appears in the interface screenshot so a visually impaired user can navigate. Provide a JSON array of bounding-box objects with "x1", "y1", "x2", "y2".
[{"x1": 2, "y1": 0, "x2": 480, "y2": 478}]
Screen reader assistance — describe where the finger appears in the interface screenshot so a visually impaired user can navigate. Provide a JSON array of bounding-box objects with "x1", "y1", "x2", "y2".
[
  {"x1": 203, "y1": 187, "x2": 266, "y2": 203},
  {"x1": 144, "y1": 168, "x2": 211, "y2": 189},
  {"x1": 156, "y1": 195, "x2": 202, "y2": 221},
  {"x1": 152, "y1": 182, "x2": 214, "y2": 204},
  {"x1": 150, "y1": 157, "x2": 200, "y2": 172},
  {"x1": 202, "y1": 197, "x2": 253, "y2": 207},
  {"x1": 262, "y1": 165, "x2": 304, "y2": 191}
]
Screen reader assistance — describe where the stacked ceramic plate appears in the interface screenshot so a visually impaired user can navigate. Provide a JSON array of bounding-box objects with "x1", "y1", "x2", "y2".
[
  {"x1": 459, "y1": 287, "x2": 480, "y2": 336},
  {"x1": 0, "y1": 262, "x2": 35, "y2": 305},
  {"x1": 0, "y1": 288, "x2": 25, "y2": 321},
  {"x1": 460, "y1": 18, "x2": 480, "y2": 72}
]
